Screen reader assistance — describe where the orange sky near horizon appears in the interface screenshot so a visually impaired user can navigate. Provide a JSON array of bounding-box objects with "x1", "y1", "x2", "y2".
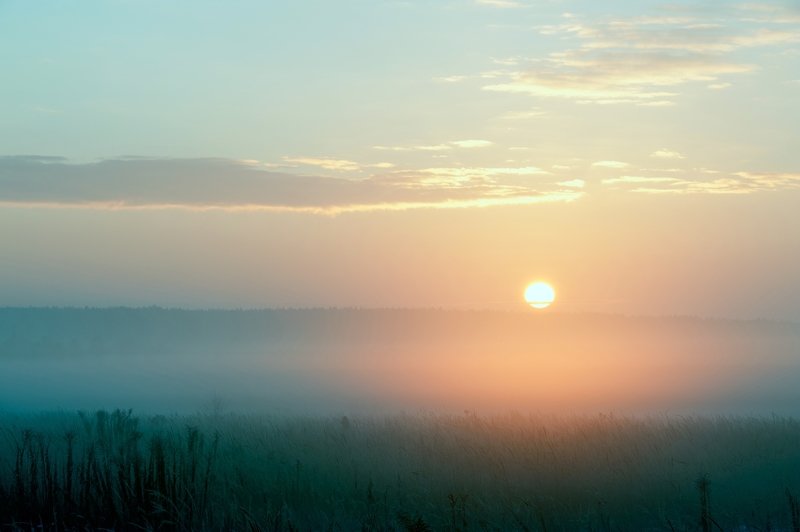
[
  {"x1": 2, "y1": 185, "x2": 798, "y2": 321},
  {"x1": 1, "y1": 1, "x2": 799, "y2": 321}
]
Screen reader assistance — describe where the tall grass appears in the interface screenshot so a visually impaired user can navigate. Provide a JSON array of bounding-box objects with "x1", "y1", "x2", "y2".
[
  {"x1": 0, "y1": 409, "x2": 219, "y2": 529},
  {"x1": 2, "y1": 410, "x2": 800, "y2": 530}
]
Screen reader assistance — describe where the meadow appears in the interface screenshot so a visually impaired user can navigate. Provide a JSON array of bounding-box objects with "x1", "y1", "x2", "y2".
[
  {"x1": 2, "y1": 409, "x2": 800, "y2": 531},
  {"x1": 3, "y1": 309, "x2": 800, "y2": 529}
]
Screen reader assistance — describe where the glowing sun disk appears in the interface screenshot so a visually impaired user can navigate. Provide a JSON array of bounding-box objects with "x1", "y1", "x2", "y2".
[{"x1": 525, "y1": 281, "x2": 556, "y2": 309}]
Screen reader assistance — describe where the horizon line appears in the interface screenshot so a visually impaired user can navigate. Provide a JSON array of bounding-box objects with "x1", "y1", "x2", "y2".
[{"x1": 0, "y1": 305, "x2": 795, "y2": 325}]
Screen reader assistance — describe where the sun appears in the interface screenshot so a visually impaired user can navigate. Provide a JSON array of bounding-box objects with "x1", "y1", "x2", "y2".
[{"x1": 525, "y1": 281, "x2": 556, "y2": 309}]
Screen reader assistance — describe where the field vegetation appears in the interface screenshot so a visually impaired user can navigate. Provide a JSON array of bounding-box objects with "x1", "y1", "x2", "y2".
[{"x1": 2, "y1": 409, "x2": 800, "y2": 530}]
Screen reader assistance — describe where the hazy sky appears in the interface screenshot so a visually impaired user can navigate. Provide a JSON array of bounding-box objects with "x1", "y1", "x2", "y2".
[{"x1": 1, "y1": 0, "x2": 799, "y2": 319}]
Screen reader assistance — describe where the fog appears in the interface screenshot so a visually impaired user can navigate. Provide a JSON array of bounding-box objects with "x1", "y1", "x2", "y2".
[{"x1": 1, "y1": 308, "x2": 799, "y2": 416}]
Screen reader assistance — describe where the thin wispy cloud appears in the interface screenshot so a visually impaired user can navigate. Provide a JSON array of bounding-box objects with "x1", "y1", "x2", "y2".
[
  {"x1": 3, "y1": 156, "x2": 795, "y2": 212},
  {"x1": 737, "y1": 3, "x2": 800, "y2": 25},
  {"x1": 475, "y1": 0, "x2": 525, "y2": 8},
  {"x1": 651, "y1": 149, "x2": 686, "y2": 159},
  {"x1": 449, "y1": 139, "x2": 494, "y2": 148},
  {"x1": 374, "y1": 144, "x2": 452, "y2": 152},
  {"x1": 417, "y1": 165, "x2": 549, "y2": 178},
  {"x1": 558, "y1": 21, "x2": 800, "y2": 54},
  {"x1": 0, "y1": 156, "x2": 576, "y2": 215},
  {"x1": 483, "y1": 51, "x2": 751, "y2": 105},
  {"x1": 283, "y1": 157, "x2": 361, "y2": 172},
  {"x1": 373, "y1": 140, "x2": 494, "y2": 152},
  {"x1": 602, "y1": 176, "x2": 680, "y2": 185},
  {"x1": 281, "y1": 158, "x2": 393, "y2": 173},
  {"x1": 593, "y1": 160, "x2": 631, "y2": 169},
  {"x1": 435, "y1": 75, "x2": 469, "y2": 83},
  {"x1": 479, "y1": 9, "x2": 799, "y2": 105},
  {"x1": 558, "y1": 179, "x2": 586, "y2": 188},
  {"x1": 602, "y1": 171, "x2": 800, "y2": 195},
  {"x1": 498, "y1": 108, "x2": 547, "y2": 120}
]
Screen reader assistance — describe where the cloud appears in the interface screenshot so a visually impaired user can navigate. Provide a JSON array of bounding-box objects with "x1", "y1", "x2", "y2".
[
  {"x1": 6, "y1": 157, "x2": 796, "y2": 211},
  {"x1": 535, "y1": 11, "x2": 800, "y2": 53},
  {"x1": 733, "y1": 171, "x2": 800, "y2": 190},
  {"x1": 373, "y1": 139, "x2": 494, "y2": 151},
  {"x1": 737, "y1": 3, "x2": 800, "y2": 25},
  {"x1": 282, "y1": 157, "x2": 361, "y2": 171},
  {"x1": 381, "y1": 165, "x2": 549, "y2": 191},
  {"x1": 483, "y1": 51, "x2": 751, "y2": 104},
  {"x1": 637, "y1": 100, "x2": 677, "y2": 107},
  {"x1": 449, "y1": 139, "x2": 494, "y2": 148},
  {"x1": 0, "y1": 156, "x2": 579, "y2": 215},
  {"x1": 435, "y1": 75, "x2": 469, "y2": 83},
  {"x1": 602, "y1": 176, "x2": 680, "y2": 185},
  {"x1": 374, "y1": 144, "x2": 451, "y2": 152},
  {"x1": 592, "y1": 160, "x2": 631, "y2": 169},
  {"x1": 475, "y1": 0, "x2": 525, "y2": 8},
  {"x1": 478, "y1": 10, "x2": 800, "y2": 105},
  {"x1": 498, "y1": 108, "x2": 547, "y2": 120},
  {"x1": 602, "y1": 170, "x2": 800, "y2": 195},
  {"x1": 417, "y1": 166, "x2": 548, "y2": 178},
  {"x1": 651, "y1": 149, "x2": 686, "y2": 159}
]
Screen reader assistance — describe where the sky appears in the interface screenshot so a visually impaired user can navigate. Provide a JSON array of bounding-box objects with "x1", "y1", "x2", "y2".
[{"x1": 1, "y1": 0, "x2": 799, "y2": 319}]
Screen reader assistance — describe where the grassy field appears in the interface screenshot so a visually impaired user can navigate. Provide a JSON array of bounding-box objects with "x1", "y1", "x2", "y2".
[{"x1": 2, "y1": 410, "x2": 800, "y2": 530}]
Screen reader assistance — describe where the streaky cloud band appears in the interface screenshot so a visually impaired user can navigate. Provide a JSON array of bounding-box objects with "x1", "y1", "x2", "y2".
[{"x1": 0, "y1": 156, "x2": 579, "y2": 215}]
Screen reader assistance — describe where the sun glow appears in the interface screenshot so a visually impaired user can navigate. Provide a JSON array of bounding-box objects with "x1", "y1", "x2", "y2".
[{"x1": 525, "y1": 281, "x2": 556, "y2": 309}]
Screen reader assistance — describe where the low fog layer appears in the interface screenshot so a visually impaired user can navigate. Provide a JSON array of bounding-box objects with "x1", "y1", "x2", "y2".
[{"x1": 1, "y1": 308, "x2": 799, "y2": 415}]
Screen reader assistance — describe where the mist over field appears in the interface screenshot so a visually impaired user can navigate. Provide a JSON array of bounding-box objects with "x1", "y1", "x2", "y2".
[
  {"x1": 3, "y1": 0, "x2": 800, "y2": 526},
  {"x1": 2, "y1": 308, "x2": 799, "y2": 416}
]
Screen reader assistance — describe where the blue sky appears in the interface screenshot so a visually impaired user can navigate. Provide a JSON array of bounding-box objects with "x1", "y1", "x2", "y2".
[
  {"x1": 1, "y1": 1, "x2": 799, "y2": 317},
  {"x1": 4, "y1": 0, "x2": 798, "y2": 172}
]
